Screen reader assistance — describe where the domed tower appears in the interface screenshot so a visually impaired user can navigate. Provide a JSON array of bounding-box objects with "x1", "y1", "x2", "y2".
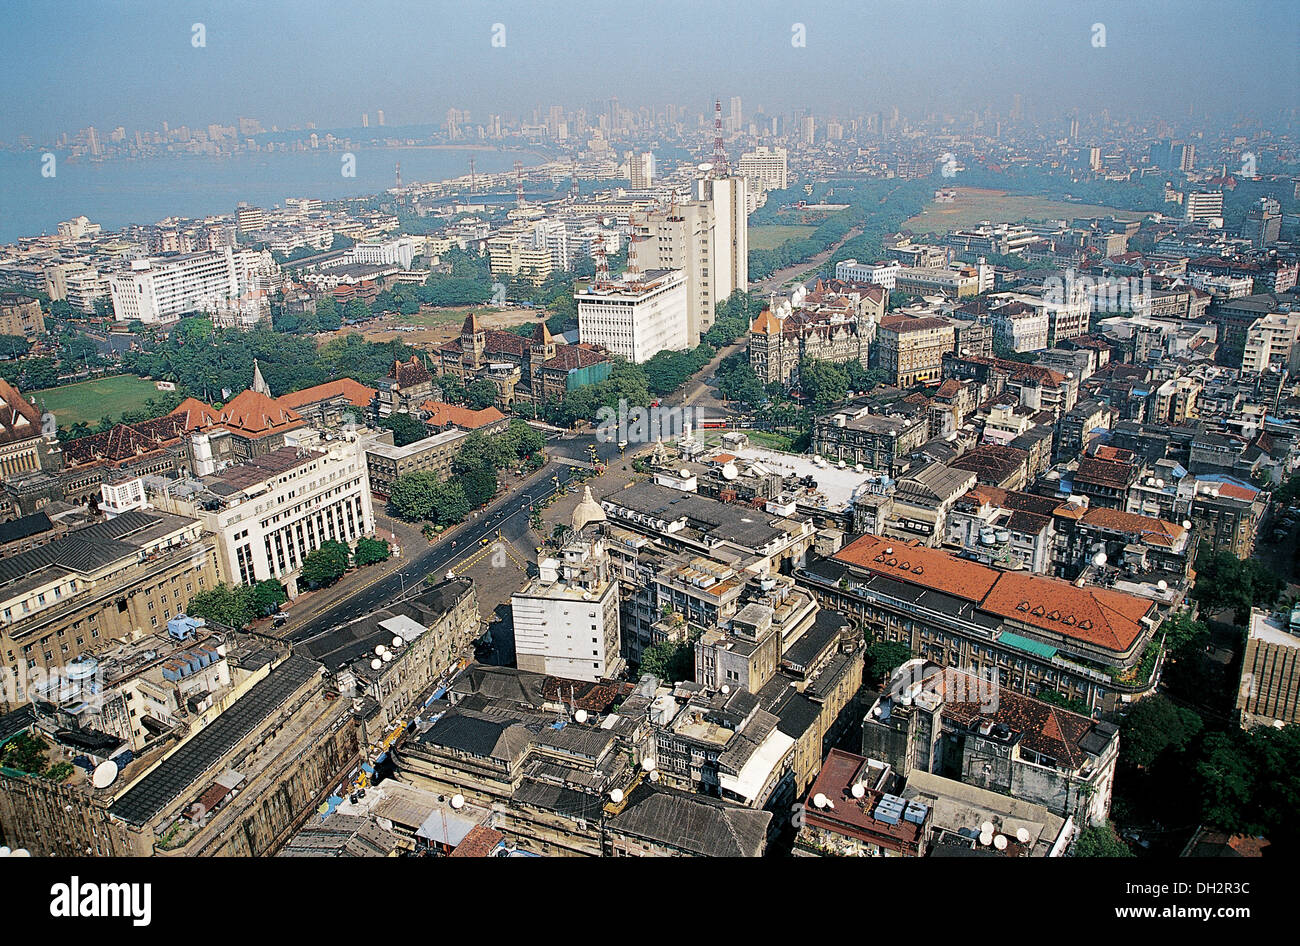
[{"x1": 571, "y1": 485, "x2": 606, "y2": 532}]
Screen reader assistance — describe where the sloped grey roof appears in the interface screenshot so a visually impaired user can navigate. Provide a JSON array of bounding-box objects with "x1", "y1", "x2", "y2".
[{"x1": 608, "y1": 784, "x2": 771, "y2": 857}]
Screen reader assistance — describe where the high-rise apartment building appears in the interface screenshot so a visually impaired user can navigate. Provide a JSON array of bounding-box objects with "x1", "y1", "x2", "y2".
[{"x1": 738, "y1": 145, "x2": 789, "y2": 192}]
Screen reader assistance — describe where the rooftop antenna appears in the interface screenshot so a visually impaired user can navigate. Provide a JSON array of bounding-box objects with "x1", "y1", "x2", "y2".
[
  {"x1": 468, "y1": 156, "x2": 476, "y2": 193},
  {"x1": 570, "y1": 160, "x2": 580, "y2": 201},
  {"x1": 711, "y1": 99, "x2": 730, "y2": 178},
  {"x1": 593, "y1": 233, "x2": 610, "y2": 288},
  {"x1": 626, "y1": 212, "x2": 642, "y2": 283},
  {"x1": 515, "y1": 160, "x2": 524, "y2": 208}
]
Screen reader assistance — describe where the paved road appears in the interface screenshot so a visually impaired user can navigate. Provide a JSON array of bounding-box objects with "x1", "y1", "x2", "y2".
[{"x1": 285, "y1": 435, "x2": 621, "y2": 645}]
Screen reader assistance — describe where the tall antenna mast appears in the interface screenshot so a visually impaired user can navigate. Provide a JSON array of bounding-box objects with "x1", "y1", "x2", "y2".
[
  {"x1": 468, "y1": 156, "x2": 476, "y2": 193},
  {"x1": 593, "y1": 234, "x2": 610, "y2": 288},
  {"x1": 626, "y1": 212, "x2": 642, "y2": 284},
  {"x1": 570, "y1": 160, "x2": 580, "y2": 201},
  {"x1": 394, "y1": 161, "x2": 402, "y2": 189},
  {"x1": 711, "y1": 99, "x2": 729, "y2": 178},
  {"x1": 515, "y1": 160, "x2": 524, "y2": 208}
]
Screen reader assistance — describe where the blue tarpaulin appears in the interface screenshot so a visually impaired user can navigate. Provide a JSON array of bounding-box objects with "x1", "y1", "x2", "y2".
[{"x1": 361, "y1": 762, "x2": 375, "y2": 774}]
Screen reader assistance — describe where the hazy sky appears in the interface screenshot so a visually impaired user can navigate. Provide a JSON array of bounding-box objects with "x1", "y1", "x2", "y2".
[{"x1": 1, "y1": 0, "x2": 1296, "y2": 139}]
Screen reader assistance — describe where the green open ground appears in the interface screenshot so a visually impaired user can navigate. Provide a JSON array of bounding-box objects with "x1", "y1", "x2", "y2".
[
  {"x1": 749, "y1": 224, "x2": 819, "y2": 250},
  {"x1": 32, "y1": 375, "x2": 162, "y2": 427},
  {"x1": 904, "y1": 187, "x2": 1149, "y2": 232}
]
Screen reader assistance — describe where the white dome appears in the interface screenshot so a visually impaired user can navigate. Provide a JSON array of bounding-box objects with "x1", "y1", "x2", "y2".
[
  {"x1": 451, "y1": 794, "x2": 465, "y2": 809},
  {"x1": 609, "y1": 788, "x2": 624, "y2": 804},
  {"x1": 574, "y1": 709, "x2": 589, "y2": 724}
]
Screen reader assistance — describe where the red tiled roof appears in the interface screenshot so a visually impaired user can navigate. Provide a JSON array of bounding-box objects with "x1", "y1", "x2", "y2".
[
  {"x1": 390, "y1": 356, "x2": 433, "y2": 389},
  {"x1": 448, "y1": 824, "x2": 504, "y2": 857},
  {"x1": 216, "y1": 389, "x2": 305, "y2": 437},
  {"x1": 981, "y1": 571, "x2": 1150, "y2": 652},
  {"x1": 170, "y1": 397, "x2": 222, "y2": 431},
  {"x1": 1079, "y1": 507, "x2": 1185, "y2": 546},
  {"x1": 62, "y1": 414, "x2": 187, "y2": 468},
  {"x1": 834, "y1": 533, "x2": 1153, "y2": 653},
  {"x1": 276, "y1": 378, "x2": 376, "y2": 411},
  {"x1": 420, "y1": 400, "x2": 506, "y2": 430},
  {"x1": 835, "y1": 535, "x2": 1001, "y2": 601},
  {"x1": 0, "y1": 376, "x2": 43, "y2": 446}
]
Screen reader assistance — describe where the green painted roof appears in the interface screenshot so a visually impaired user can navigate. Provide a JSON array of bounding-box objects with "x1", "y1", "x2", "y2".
[{"x1": 999, "y1": 631, "x2": 1058, "y2": 659}]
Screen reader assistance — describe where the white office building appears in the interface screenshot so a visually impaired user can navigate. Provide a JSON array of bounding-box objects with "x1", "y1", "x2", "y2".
[
  {"x1": 836, "y1": 258, "x2": 900, "y2": 290},
  {"x1": 149, "y1": 429, "x2": 375, "y2": 598},
  {"x1": 578, "y1": 269, "x2": 689, "y2": 363},
  {"x1": 109, "y1": 248, "x2": 276, "y2": 325}
]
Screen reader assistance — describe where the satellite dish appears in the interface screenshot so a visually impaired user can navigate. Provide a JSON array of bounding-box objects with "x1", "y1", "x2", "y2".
[
  {"x1": 641, "y1": 757, "x2": 655, "y2": 772},
  {"x1": 371, "y1": 658, "x2": 382, "y2": 670},
  {"x1": 381, "y1": 651, "x2": 393, "y2": 663},
  {"x1": 721, "y1": 462, "x2": 739, "y2": 480},
  {"x1": 0, "y1": 847, "x2": 9, "y2": 857},
  {"x1": 1016, "y1": 828, "x2": 1031, "y2": 844},
  {"x1": 649, "y1": 770, "x2": 660, "y2": 782},
  {"x1": 574, "y1": 709, "x2": 589, "y2": 724},
  {"x1": 374, "y1": 645, "x2": 386, "y2": 657},
  {"x1": 450, "y1": 794, "x2": 465, "y2": 809},
  {"x1": 994, "y1": 834, "x2": 1008, "y2": 850},
  {"x1": 680, "y1": 468, "x2": 691, "y2": 479},
  {"x1": 884, "y1": 547, "x2": 893, "y2": 555},
  {"x1": 698, "y1": 162, "x2": 714, "y2": 172},
  {"x1": 1182, "y1": 520, "x2": 1192, "y2": 529},
  {"x1": 392, "y1": 636, "x2": 404, "y2": 648},
  {"x1": 1093, "y1": 551, "x2": 1107, "y2": 567},
  {"x1": 91, "y1": 760, "x2": 119, "y2": 790},
  {"x1": 981, "y1": 821, "x2": 995, "y2": 835},
  {"x1": 979, "y1": 830, "x2": 994, "y2": 846},
  {"x1": 11, "y1": 849, "x2": 29, "y2": 857},
  {"x1": 609, "y1": 788, "x2": 624, "y2": 804},
  {"x1": 1157, "y1": 579, "x2": 1168, "y2": 591},
  {"x1": 813, "y1": 793, "x2": 829, "y2": 809},
  {"x1": 851, "y1": 783, "x2": 865, "y2": 799},
  {"x1": 721, "y1": 684, "x2": 731, "y2": 695}
]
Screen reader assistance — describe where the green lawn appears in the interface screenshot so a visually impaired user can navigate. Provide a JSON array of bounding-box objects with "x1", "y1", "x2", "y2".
[
  {"x1": 32, "y1": 375, "x2": 163, "y2": 428},
  {"x1": 749, "y1": 225, "x2": 819, "y2": 251},
  {"x1": 904, "y1": 187, "x2": 1149, "y2": 232}
]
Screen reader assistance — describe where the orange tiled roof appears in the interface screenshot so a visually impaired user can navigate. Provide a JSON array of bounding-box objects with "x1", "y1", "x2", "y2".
[
  {"x1": 834, "y1": 533, "x2": 1152, "y2": 652},
  {"x1": 1079, "y1": 507, "x2": 1185, "y2": 546},
  {"x1": 0, "y1": 376, "x2": 43, "y2": 446},
  {"x1": 751, "y1": 309, "x2": 782, "y2": 335},
  {"x1": 420, "y1": 400, "x2": 506, "y2": 430},
  {"x1": 170, "y1": 397, "x2": 222, "y2": 431},
  {"x1": 835, "y1": 535, "x2": 1001, "y2": 601},
  {"x1": 448, "y1": 824, "x2": 504, "y2": 857},
  {"x1": 276, "y1": 378, "x2": 377, "y2": 411},
  {"x1": 216, "y1": 389, "x2": 305, "y2": 437}
]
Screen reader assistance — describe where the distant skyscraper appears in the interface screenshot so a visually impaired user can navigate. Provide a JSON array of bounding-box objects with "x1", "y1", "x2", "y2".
[
  {"x1": 1069, "y1": 116, "x2": 1079, "y2": 141},
  {"x1": 1010, "y1": 94, "x2": 1023, "y2": 121},
  {"x1": 1088, "y1": 147, "x2": 1102, "y2": 172},
  {"x1": 361, "y1": 113, "x2": 369, "y2": 128},
  {"x1": 376, "y1": 109, "x2": 385, "y2": 126},
  {"x1": 729, "y1": 96, "x2": 742, "y2": 134},
  {"x1": 801, "y1": 115, "x2": 815, "y2": 146}
]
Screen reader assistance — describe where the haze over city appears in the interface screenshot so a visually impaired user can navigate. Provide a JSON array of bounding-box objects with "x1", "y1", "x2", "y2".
[{"x1": 0, "y1": 0, "x2": 1296, "y2": 909}]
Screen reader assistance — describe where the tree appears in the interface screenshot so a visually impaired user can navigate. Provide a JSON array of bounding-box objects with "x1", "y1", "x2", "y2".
[
  {"x1": 0, "y1": 335, "x2": 30, "y2": 359},
  {"x1": 389, "y1": 471, "x2": 443, "y2": 521},
  {"x1": 301, "y1": 540, "x2": 351, "y2": 588},
  {"x1": 638, "y1": 634, "x2": 698, "y2": 684},
  {"x1": 353, "y1": 537, "x2": 391, "y2": 567},
  {"x1": 249, "y1": 580, "x2": 288, "y2": 617},
  {"x1": 380, "y1": 411, "x2": 429, "y2": 447},
  {"x1": 465, "y1": 378, "x2": 498, "y2": 410},
  {"x1": 0, "y1": 731, "x2": 49, "y2": 774},
  {"x1": 799, "y1": 358, "x2": 850, "y2": 409},
  {"x1": 1192, "y1": 543, "x2": 1284, "y2": 620},
  {"x1": 186, "y1": 582, "x2": 255, "y2": 629},
  {"x1": 315, "y1": 297, "x2": 342, "y2": 332},
  {"x1": 1119, "y1": 695, "x2": 1203, "y2": 770},
  {"x1": 865, "y1": 640, "x2": 912, "y2": 683},
  {"x1": 460, "y1": 465, "x2": 499, "y2": 507},
  {"x1": 1072, "y1": 823, "x2": 1134, "y2": 857}
]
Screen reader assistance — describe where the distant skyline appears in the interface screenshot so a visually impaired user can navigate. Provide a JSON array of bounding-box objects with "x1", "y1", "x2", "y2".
[{"x1": 1, "y1": 0, "x2": 1296, "y2": 141}]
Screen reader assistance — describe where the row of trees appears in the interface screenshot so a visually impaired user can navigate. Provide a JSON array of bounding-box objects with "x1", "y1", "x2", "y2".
[
  {"x1": 388, "y1": 421, "x2": 545, "y2": 525},
  {"x1": 124, "y1": 317, "x2": 419, "y2": 401}
]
